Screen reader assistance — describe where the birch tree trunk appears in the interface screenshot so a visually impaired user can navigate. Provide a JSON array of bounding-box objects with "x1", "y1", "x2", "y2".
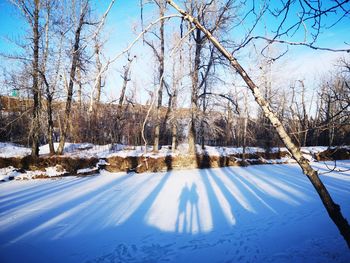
[
  {"x1": 94, "y1": 41, "x2": 103, "y2": 104},
  {"x1": 166, "y1": 0, "x2": 350, "y2": 248}
]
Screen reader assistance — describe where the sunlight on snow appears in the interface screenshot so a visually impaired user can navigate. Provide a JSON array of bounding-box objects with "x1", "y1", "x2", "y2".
[
  {"x1": 0, "y1": 163, "x2": 324, "y2": 244},
  {"x1": 237, "y1": 168, "x2": 301, "y2": 206},
  {"x1": 145, "y1": 171, "x2": 214, "y2": 233}
]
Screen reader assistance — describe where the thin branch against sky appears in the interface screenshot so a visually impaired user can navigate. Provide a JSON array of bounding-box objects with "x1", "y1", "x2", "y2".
[{"x1": 0, "y1": 0, "x2": 349, "y2": 102}]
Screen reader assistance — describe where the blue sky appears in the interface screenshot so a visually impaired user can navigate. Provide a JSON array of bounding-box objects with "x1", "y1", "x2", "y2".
[{"x1": 0, "y1": 0, "x2": 349, "y2": 104}]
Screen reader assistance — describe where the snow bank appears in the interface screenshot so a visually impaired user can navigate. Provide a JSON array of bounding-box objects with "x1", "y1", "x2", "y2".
[
  {"x1": 1, "y1": 141, "x2": 348, "y2": 160},
  {"x1": 106, "y1": 145, "x2": 177, "y2": 158},
  {"x1": 39, "y1": 142, "x2": 119, "y2": 158},
  {"x1": 0, "y1": 166, "x2": 20, "y2": 181},
  {"x1": 0, "y1": 165, "x2": 67, "y2": 181},
  {"x1": 0, "y1": 143, "x2": 31, "y2": 158},
  {"x1": 77, "y1": 167, "x2": 99, "y2": 175}
]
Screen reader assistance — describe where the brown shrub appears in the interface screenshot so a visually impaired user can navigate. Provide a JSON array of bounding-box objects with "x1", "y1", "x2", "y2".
[
  {"x1": 0, "y1": 156, "x2": 98, "y2": 174},
  {"x1": 316, "y1": 147, "x2": 350, "y2": 161}
]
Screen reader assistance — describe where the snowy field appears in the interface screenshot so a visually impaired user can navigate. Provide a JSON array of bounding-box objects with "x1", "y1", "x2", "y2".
[
  {"x1": 0, "y1": 141, "x2": 336, "y2": 159},
  {"x1": 1, "y1": 161, "x2": 350, "y2": 263}
]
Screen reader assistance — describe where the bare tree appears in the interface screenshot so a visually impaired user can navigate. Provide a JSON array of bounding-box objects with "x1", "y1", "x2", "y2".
[
  {"x1": 9, "y1": 0, "x2": 42, "y2": 156},
  {"x1": 184, "y1": 0, "x2": 235, "y2": 154},
  {"x1": 141, "y1": 0, "x2": 167, "y2": 152},
  {"x1": 113, "y1": 55, "x2": 135, "y2": 144},
  {"x1": 317, "y1": 61, "x2": 350, "y2": 146},
  {"x1": 57, "y1": 0, "x2": 89, "y2": 155},
  {"x1": 166, "y1": 0, "x2": 350, "y2": 248},
  {"x1": 39, "y1": 0, "x2": 66, "y2": 155},
  {"x1": 31, "y1": 0, "x2": 41, "y2": 157}
]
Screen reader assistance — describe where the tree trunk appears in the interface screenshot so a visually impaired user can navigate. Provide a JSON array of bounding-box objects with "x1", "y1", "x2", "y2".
[
  {"x1": 31, "y1": 0, "x2": 40, "y2": 157},
  {"x1": 47, "y1": 94, "x2": 55, "y2": 155},
  {"x1": 242, "y1": 116, "x2": 247, "y2": 162},
  {"x1": 200, "y1": 87, "x2": 206, "y2": 150},
  {"x1": 115, "y1": 56, "x2": 134, "y2": 143},
  {"x1": 42, "y1": 3, "x2": 55, "y2": 155},
  {"x1": 95, "y1": 42, "x2": 102, "y2": 104},
  {"x1": 77, "y1": 67, "x2": 82, "y2": 110},
  {"x1": 170, "y1": 85, "x2": 178, "y2": 151},
  {"x1": 41, "y1": 72, "x2": 55, "y2": 155},
  {"x1": 57, "y1": 6, "x2": 86, "y2": 155},
  {"x1": 153, "y1": 1, "x2": 165, "y2": 152},
  {"x1": 242, "y1": 90, "x2": 248, "y2": 162},
  {"x1": 188, "y1": 28, "x2": 202, "y2": 155},
  {"x1": 167, "y1": 0, "x2": 350, "y2": 248},
  {"x1": 171, "y1": 121, "x2": 177, "y2": 150}
]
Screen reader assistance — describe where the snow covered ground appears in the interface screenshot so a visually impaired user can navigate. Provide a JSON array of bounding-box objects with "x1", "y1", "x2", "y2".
[
  {"x1": 0, "y1": 142, "x2": 341, "y2": 160},
  {"x1": 0, "y1": 161, "x2": 349, "y2": 263},
  {"x1": 0, "y1": 165, "x2": 68, "y2": 181}
]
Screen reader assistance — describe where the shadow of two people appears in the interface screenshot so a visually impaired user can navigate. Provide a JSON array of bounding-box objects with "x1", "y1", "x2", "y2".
[{"x1": 175, "y1": 183, "x2": 201, "y2": 233}]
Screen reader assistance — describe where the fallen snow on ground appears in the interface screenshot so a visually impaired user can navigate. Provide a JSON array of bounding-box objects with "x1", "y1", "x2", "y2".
[
  {"x1": 0, "y1": 165, "x2": 67, "y2": 181},
  {"x1": 44, "y1": 166, "x2": 67, "y2": 177},
  {"x1": 0, "y1": 167, "x2": 19, "y2": 181},
  {"x1": 106, "y1": 145, "x2": 176, "y2": 158},
  {"x1": 0, "y1": 161, "x2": 349, "y2": 263},
  {"x1": 39, "y1": 143, "x2": 119, "y2": 158},
  {"x1": 77, "y1": 167, "x2": 99, "y2": 175},
  {"x1": 1, "y1": 142, "x2": 349, "y2": 161},
  {"x1": 0, "y1": 143, "x2": 31, "y2": 158}
]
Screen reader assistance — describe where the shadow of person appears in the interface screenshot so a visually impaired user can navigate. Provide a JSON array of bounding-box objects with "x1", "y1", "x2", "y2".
[
  {"x1": 189, "y1": 183, "x2": 201, "y2": 233},
  {"x1": 175, "y1": 183, "x2": 190, "y2": 233}
]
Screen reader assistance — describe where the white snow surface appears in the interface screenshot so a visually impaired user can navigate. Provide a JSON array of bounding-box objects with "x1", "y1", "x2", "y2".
[
  {"x1": 77, "y1": 167, "x2": 99, "y2": 175},
  {"x1": 0, "y1": 143, "x2": 31, "y2": 158},
  {"x1": 0, "y1": 161, "x2": 349, "y2": 263},
  {"x1": 2, "y1": 142, "x2": 347, "y2": 161},
  {"x1": 39, "y1": 143, "x2": 119, "y2": 158},
  {"x1": 0, "y1": 165, "x2": 67, "y2": 181}
]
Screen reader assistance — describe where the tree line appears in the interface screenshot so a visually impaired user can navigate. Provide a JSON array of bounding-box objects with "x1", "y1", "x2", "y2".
[{"x1": 1, "y1": 0, "x2": 349, "y2": 155}]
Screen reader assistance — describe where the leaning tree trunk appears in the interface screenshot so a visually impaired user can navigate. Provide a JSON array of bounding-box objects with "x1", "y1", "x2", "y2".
[{"x1": 166, "y1": 0, "x2": 350, "y2": 248}]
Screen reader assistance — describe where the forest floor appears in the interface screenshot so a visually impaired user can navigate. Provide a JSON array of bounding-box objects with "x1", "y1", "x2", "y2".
[{"x1": 0, "y1": 161, "x2": 350, "y2": 263}]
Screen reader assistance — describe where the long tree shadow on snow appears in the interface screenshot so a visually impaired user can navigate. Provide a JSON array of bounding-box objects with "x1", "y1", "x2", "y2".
[
  {"x1": 2, "y1": 159, "x2": 349, "y2": 263},
  {"x1": 271, "y1": 163, "x2": 350, "y2": 197},
  {"x1": 0, "y1": 177, "x2": 93, "y2": 213},
  {"x1": 0, "y1": 173, "x2": 134, "y2": 243},
  {"x1": 1, "y1": 164, "x2": 319, "y2": 241}
]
